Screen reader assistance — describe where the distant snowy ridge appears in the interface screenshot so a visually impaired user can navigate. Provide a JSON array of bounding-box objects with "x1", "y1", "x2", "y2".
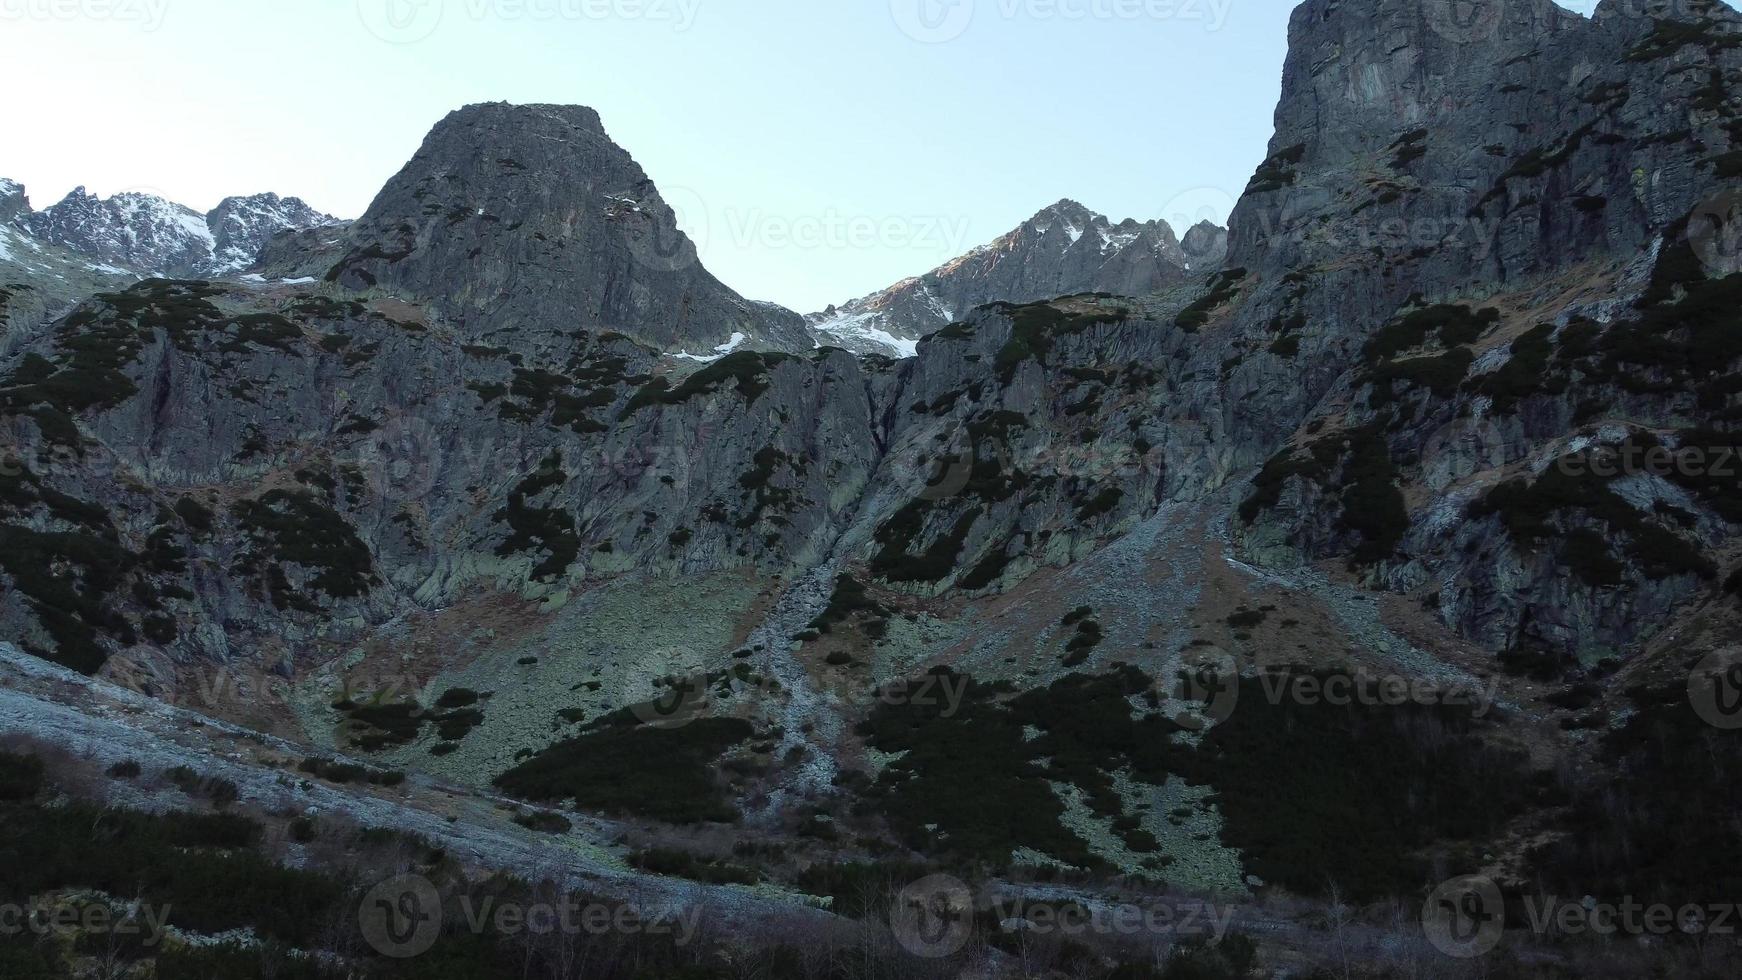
[{"x1": 2, "y1": 180, "x2": 344, "y2": 280}]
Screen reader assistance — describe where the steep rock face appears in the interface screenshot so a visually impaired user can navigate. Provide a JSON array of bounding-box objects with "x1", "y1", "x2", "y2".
[
  {"x1": 0, "y1": 179, "x2": 26, "y2": 224},
  {"x1": 1230, "y1": 0, "x2": 1742, "y2": 659},
  {"x1": 807, "y1": 200, "x2": 1216, "y2": 357},
  {"x1": 301, "y1": 103, "x2": 810, "y2": 355},
  {"x1": 1227, "y1": 0, "x2": 1738, "y2": 292}
]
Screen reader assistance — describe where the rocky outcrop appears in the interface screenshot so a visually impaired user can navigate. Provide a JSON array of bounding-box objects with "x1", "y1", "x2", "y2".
[
  {"x1": 1180, "y1": 219, "x2": 1228, "y2": 269},
  {"x1": 206, "y1": 193, "x2": 343, "y2": 274},
  {"x1": 280, "y1": 103, "x2": 811, "y2": 356},
  {"x1": 0, "y1": 179, "x2": 27, "y2": 224},
  {"x1": 1229, "y1": 0, "x2": 1742, "y2": 659},
  {"x1": 807, "y1": 199, "x2": 1217, "y2": 357}
]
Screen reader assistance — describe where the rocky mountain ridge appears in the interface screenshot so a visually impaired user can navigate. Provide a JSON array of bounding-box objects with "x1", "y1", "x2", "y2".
[
  {"x1": 11, "y1": 183, "x2": 341, "y2": 278},
  {"x1": 807, "y1": 199, "x2": 1226, "y2": 357},
  {"x1": 1, "y1": 181, "x2": 343, "y2": 352},
  {"x1": 0, "y1": 0, "x2": 1738, "y2": 944}
]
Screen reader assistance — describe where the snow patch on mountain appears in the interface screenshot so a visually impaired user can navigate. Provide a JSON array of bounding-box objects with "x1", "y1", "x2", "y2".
[
  {"x1": 807, "y1": 308, "x2": 920, "y2": 359},
  {"x1": 671, "y1": 332, "x2": 749, "y2": 363}
]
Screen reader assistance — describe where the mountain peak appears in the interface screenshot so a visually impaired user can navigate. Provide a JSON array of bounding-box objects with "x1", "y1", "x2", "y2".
[
  {"x1": 1028, "y1": 198, "x2": 1098, "y2": 226},
  {"x1": 433, "y1": 101, "x2": 608, "y2": 143},
  {"x1": 318, "y1": 102, "x2": 808, "y2": 352}
]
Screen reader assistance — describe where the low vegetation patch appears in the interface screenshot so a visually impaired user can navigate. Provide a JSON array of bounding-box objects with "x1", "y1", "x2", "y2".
[{"x1": 495, "y1": 714, "x2": 752, "y2": 824}]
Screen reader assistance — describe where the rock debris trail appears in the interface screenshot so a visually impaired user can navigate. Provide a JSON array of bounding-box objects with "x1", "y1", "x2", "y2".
[{"x1": 738, "y1": 558, "x2": 845, "y2": 824}]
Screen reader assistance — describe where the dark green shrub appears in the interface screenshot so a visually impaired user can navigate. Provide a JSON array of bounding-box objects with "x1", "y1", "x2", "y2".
[
  {"x1": 495, "y1": 716, "x2": 752, "y2": 824},
  {"x1": 512, "y1": 810, "x2": 572, "y2": 834},
  {"x1": 0, "y1": 752, "x2": 44, "y2": 801},
  {"x1": 630, "y1": 847, "x2": 758, "y2": 885}
]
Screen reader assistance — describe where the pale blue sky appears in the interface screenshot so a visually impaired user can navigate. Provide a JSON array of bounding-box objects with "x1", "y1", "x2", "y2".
[{"x1": 4, "y1": 0, "x2": 1604, "y2": 311}]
